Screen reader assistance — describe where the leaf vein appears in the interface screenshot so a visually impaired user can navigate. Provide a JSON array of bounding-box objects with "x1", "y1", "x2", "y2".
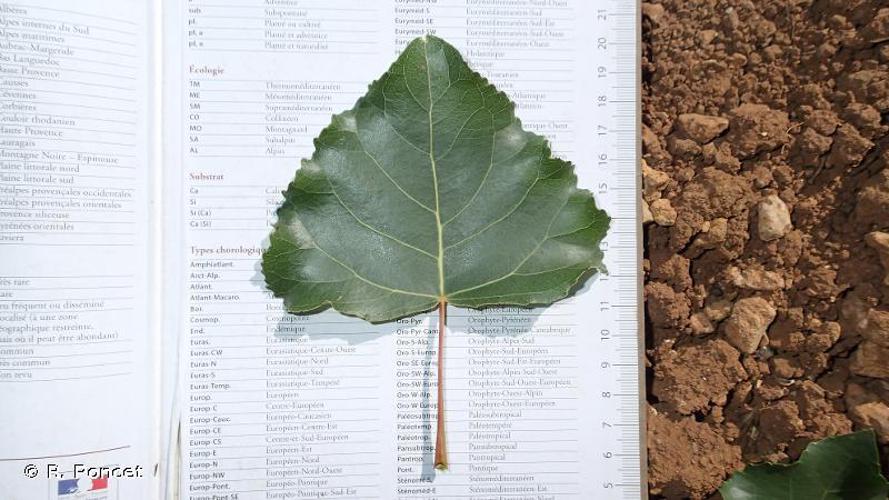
[
  {"x1": 442, "y1": 112, "x2": 497, "y2": 226},
  {"x1": 303, "y1": 239, "x2": 438, "y2": 299},
  {"x1": 386, "y1": 120, "x2": 430, "y2": 154},
  {"x1": 354, "y1": 135, "x2": 436, "y2": 213},
  {"x1": 513, "y1": 262, "x2": 587, "y2": 277},
  {"x1": 436, "y1": 106, "x2": 486, "y2": 160},
  {"x1": 448, "y1": 192, "x2": 571, "y2": 298},
  {"x1": 402, "y1": 61, "x2": 429, "y2": 112},
  {"x1": 376, "y1": 72, "x2": 430, "y2": 154},
  {"x1": 443, "y1": 175, "x2": 542, "y2": 250},
  {"x1": 315, "y1": 184, "x2": 438, "y2": 260}
]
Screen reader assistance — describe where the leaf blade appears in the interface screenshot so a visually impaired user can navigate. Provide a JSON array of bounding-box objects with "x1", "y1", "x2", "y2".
[
  {"x1": 720, "y1": 430, "x2": 889, "y2": 500},
  {"x1": 263, "y1": 35, "x2": 610, "y2": 322}
]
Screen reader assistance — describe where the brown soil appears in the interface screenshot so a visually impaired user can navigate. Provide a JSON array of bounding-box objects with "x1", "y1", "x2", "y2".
[{"x1": 642, "y1": 1, "x2": 889, "y2": 498}]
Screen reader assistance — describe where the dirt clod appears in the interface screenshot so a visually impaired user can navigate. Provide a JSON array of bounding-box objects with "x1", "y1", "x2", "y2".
[
  {"x1": 652, "y1": 338, "x2": 747, "y2": 414},
  {"x1": 854, "y1": 170, "x2": 889, "y2": 229},
  {"x1": 676, "y1": 113, "x2": 729, "y2": 144},
  {"x1": 825, "y1": 125, "x2": 874, "y2": 169},
  {"x1": 647, "y1": 408, "x2": 742, "y2": 499},
  {"x1": 725, "y1": 104, "x2": 790, "y2": 159}
]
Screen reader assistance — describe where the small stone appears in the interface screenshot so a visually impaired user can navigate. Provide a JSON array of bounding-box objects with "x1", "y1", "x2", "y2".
[
  {"x1": 851, "y1": 401, "x2": 889, "y2": 444},
  {"x1": 851, "y1": 341, "x2": 889, "y2": 379},
  {"x1": 723, "y1": 297, "x2": 777, "y2": 354},
  {"x1": 865, "y1": 231, "x2": 889, "y2": 286},
  {"x1": 642, "y1": 200, "x2": 654, "y2": 225},
  {"x1": 846, "y1": 383, "x2": 889, "y2": 444},
  {"x1": 728, "y1": 53, "x2": 747, "y2": 67},
  {"x1": 691, "y1": 218, "x2": 728, "y2": 250},
  {"x1": 676, "y1": 113, "x2": 729, "y2": 144},
  {"x1": 757, "y1": 195, "x2": 792, "y2": 241},
  {"x1": 698, "y1": 29, "x2": 718, "y2": 45},
  {"x1": 650, "y1": 198, "x2": 677, "y2": 226},
  {"x1": 727, "y1": 266, "x2": 785, "y2": 290},
  {"x1": 641, "y1": 2, "x2": 665, "y2": 23},
  {"x1": 705, "y1": 299, "x2": 734, "y2": 323},
  {"x1": 689, "y1": 312, "x2": 715, "y2": 335},
  {"x1": 862, "y1": 309, "x2": 889, "y2": 348},
  {"x1": 643, "y1": 164, "x2": 671, "y2": 202}
]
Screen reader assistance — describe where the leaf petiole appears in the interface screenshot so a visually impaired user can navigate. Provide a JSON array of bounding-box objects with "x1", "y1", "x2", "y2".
[{"x1": 434, "y1": 299, "x2": 448, "y2": 470}]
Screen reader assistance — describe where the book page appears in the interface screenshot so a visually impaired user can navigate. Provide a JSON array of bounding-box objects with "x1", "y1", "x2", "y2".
[
  {"x1": 0, "y1": 1, "x2": 159, "y2": 498},
  {"x1": 166, "y1": 1, "x2": 642, "y2": 498}
]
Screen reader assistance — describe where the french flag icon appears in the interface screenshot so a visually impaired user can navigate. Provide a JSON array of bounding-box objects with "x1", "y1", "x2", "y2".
[
  {"x1": 57, "y1": 477, "x2": 108, "y2": 496},
  {"x1": 57, "y1": 479, "x2": 79, "y2": 495},
  {"x1": 90, "y1": 478, "x2": 109, "y2": 491}
]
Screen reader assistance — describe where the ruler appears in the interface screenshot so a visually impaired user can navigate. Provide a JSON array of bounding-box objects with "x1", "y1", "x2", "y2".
[{"x1": 588, "y1": 1, "x2": 645, "y2": 498}]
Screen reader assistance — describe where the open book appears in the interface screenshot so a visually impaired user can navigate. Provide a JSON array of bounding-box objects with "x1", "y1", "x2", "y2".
[{"x1": 0, "y1": 0, "x2": 643, "y2": 498}]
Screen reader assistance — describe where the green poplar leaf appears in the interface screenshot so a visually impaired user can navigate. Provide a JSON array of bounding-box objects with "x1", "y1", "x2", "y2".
[
  {"x1": 262, "y1": 35, "x2": 610, "y2": 323},
  {"x1": 262, "y1": 34, "x2": 611, "y2": 472},
  {"x1": 720, "y1": 430, "x2": 889, "y2": 500}
]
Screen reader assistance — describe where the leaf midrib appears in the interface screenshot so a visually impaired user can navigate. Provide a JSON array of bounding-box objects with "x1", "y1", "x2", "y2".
[
  {"x1": 424, "y1": 38, "x2": 447, "y2": 302},
  {"x1": 419, "y1": 37, "x2": 573, "y2": 303}
]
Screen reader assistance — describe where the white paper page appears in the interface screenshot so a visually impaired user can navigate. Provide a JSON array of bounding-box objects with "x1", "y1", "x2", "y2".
[
  {"x1": 168, "y1": 1, "x2": 642, "y2": 498},
  {"x1": 0, "y1": 1, "x2": 159, "y2": 498}
]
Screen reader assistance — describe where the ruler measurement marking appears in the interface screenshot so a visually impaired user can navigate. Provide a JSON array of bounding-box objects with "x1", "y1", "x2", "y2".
[{"x1": 594, "y1": 2, "x2": 643, "y2": 498}]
